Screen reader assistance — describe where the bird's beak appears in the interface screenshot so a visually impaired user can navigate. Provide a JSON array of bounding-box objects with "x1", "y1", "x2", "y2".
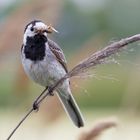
[
  {"x1": 35, "y1": 28, "x2": 46, "y2": 34},
  {"x1": 46, "y1": 24, "x2": 58, "y2": 34},
  {"x1": 35, "y1": 24, "x2": 58, "y2": 34}
]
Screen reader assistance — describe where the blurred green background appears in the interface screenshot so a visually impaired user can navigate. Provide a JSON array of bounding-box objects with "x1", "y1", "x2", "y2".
[{"x1": 0, "y1": 0, "x2": 140, "y2": 139}]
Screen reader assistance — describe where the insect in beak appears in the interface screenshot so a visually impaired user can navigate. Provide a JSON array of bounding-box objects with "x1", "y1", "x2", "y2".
[
  {"x1": 35, "y1": 28, "x2": 45, "y2": 34},
  {"x1": 46, "y1": 24, "x2": 59, "y2": 34},
  {"x1": 34, "y1": 24, "x2": 58, "y2": 34}
]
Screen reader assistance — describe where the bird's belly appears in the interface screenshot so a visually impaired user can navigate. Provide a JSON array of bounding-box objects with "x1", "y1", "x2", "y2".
[
  {"x1": 23, "y1": 59, "x2": 50, "y2": 86},
  {"x1": 22, "y1": 58, "x2": 66, "y2": 87}
]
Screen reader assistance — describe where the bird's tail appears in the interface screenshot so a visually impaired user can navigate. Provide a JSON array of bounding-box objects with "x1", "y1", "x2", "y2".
[{"x1": 57, "y1": 90, "x2": 84, "y2": 128}]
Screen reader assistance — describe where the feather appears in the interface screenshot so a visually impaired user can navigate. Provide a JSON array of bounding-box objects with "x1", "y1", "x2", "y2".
[{"x1": 48, "y1": 39, "x2": 68, "y2": 73}]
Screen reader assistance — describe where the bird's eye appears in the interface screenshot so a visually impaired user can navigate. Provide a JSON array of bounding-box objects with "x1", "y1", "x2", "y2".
[{"x1": 30, "y1": 27, "x2": 34, "y2": 31}]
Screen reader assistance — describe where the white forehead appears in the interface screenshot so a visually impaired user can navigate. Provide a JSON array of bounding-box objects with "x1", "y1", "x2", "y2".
[
  {"x1": 27, "y1": 22, "x2": 47, "y2": 30},
  {"x1": 34, "y1": 22, "x2": 47, "y2": 29}
]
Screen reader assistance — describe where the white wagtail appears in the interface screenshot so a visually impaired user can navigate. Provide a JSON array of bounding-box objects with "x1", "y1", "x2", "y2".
[{"x1": 21, "y1": 20, "x2": 84, "y2": 127}]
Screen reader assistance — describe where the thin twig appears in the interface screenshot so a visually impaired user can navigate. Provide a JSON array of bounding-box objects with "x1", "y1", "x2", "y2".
[
  {"x1": 6, "y1": 34, "x2": 140, "y2": 140},
  {"x1": 6, "y1": 88, "x2": 50, "y2": 140},
  {"x1": 6, "y1": 109, "x2": 34, "y2": 140}
]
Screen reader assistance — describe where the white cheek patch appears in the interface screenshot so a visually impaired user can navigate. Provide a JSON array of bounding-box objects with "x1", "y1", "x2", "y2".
[
  {"x1": 25, "y1": 25, "x2": 35, "y2": 37},
  {"x1": 23, "y1": 31, "x2": 33, "y2": 44},
  {"x1": 23, "y1": 25, "x2": 35, "y2": 44}
]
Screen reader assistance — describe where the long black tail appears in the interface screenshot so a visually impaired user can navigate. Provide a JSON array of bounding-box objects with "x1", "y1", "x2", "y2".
[{"x1": 57, "y1": 91, "x2": 84, "y2": 127}]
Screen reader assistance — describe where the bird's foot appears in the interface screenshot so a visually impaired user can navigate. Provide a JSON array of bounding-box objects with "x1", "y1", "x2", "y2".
[
  {"x1": 48, "y1": 86, "x2": 54, "y2": 96},
  {"x1": 32, "y1": 87, "x2": 48, "y2": 111},
  {"x1": 33, "y1": 101, "x2": 39, "y2": 111}
]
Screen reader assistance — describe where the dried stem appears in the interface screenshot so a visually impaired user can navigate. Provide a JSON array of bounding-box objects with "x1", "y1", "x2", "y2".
[
  {"x1": 6, "y1": 34, "x2": 140, "y2": 140},
  {"x1": 6, "y1": 109, "x2": 34, "y2": 140},
  {"x1": 78, "y1": 119, "x2": 117, "y2": 140},
  {"x1": 69, "y1": 34, "x2": 140, "y2": 77}
]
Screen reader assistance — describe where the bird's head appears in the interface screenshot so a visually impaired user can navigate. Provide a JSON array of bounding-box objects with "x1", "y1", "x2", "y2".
[{"x1": 23, "y1": 20, "x2": 58, "y2": 44}]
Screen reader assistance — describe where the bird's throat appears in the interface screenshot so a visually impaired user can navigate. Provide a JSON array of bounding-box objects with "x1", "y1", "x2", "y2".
[{"x1": 24, "y1": 34, "x2": 47, "y2": 61}]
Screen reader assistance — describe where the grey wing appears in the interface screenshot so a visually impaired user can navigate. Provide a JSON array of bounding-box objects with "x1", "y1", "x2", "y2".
[
  {"x1": 48, "y1": 40, "x2": 84, "y2": 127},
  {"x1": 48, "y1": 39, "x2": 68, "y2": 73}
]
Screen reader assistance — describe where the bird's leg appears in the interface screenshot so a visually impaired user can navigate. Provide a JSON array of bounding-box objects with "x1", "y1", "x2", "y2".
[
  {"x1": 33, "y1": 86, "x2": 48, "y2": 111},
  {"x1": 48, "y1": 86, "x2": 54, "y2": 96}
]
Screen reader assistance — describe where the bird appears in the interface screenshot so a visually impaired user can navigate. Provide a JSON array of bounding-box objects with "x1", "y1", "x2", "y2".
[{"x1": 21, "y1": 20, "x2": 84, "y2": 127}]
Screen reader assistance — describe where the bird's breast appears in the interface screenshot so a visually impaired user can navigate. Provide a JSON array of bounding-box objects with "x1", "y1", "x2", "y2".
[
  {"x1": 24, "y1": 35, "x2": 47, "y2": 61},
  {"x1": 22, "y1": 43, "x2": 67, "y2": 87}
]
